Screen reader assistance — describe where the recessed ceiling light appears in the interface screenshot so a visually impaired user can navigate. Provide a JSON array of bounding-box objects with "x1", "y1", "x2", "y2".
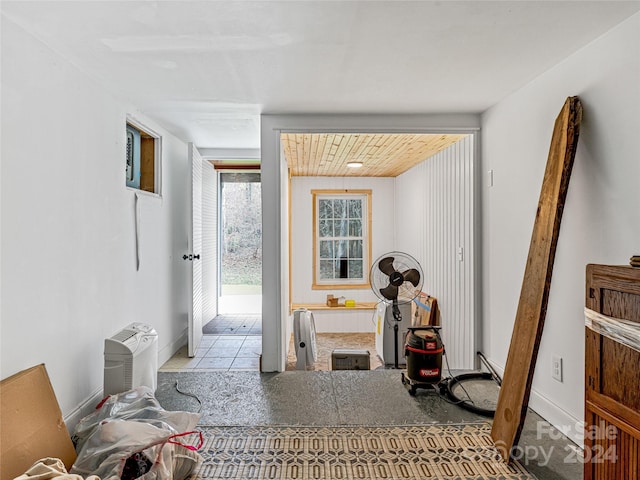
[{"x1": 347, "y1": 161, "x2": 363, "y2": 168}]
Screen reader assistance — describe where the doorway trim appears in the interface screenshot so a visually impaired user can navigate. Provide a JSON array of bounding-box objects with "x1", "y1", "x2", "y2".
[
  {"x1": 200, "y1": 150, "x2": 262, "y2": 317},
  {"x1": 260, "y1": 114, "x2": 482, "y2": 372}
]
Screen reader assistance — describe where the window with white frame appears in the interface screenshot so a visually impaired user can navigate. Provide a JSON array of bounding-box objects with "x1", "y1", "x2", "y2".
[{"x1": 312, "y1": 190, "x2": 371, "y2": 289}]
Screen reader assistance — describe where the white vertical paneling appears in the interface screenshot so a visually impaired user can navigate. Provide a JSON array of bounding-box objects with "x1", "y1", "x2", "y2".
[
  {"x1": 395, "y1": 135, "x2": 476, "y2": 369},
  {"x1": 202, "y1": 161, "x2": 218, "y2": 323},
  {"x1": 188, "y1": 144, "x2": 203, "y2": 357}
]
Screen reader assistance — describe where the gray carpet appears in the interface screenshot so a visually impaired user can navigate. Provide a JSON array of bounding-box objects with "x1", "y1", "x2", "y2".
[{"x1": 156, "y1": 371, "x2": 482, "y2": 426}]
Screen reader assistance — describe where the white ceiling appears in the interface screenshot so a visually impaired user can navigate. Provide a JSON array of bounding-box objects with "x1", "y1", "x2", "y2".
[{"x1": 3, "y1": 1, "x2": 639, "y2": 150}]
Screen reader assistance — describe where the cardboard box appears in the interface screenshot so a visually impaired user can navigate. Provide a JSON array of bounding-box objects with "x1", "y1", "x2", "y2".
[
  {"x1": 326, "y1": 295, "x2": 339, "y2": 307},
  {"x1": 412, "y1": 293, "x2": 440, "y2": 326},
  {"x1": 1, "y1": 364, "x2": 77, "y2": 479}
]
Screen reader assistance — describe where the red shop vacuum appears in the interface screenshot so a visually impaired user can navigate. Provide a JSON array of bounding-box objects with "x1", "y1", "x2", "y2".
[{"x1": 401, "y1": 326, "x2": 444, "y2": 395}]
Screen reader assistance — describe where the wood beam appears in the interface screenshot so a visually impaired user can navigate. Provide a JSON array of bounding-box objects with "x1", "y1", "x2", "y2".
[{"x1": 491, "y1": 96, "x2": 583, "y2": 462}]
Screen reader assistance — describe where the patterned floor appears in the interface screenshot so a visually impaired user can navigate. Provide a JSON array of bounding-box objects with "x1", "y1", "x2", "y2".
[
  {"x1": 286, "y1": 332, "x2": 384, "y2": 371},
  {"x1": 193, "y1": 424, "x2": 534, "y2": 480}
]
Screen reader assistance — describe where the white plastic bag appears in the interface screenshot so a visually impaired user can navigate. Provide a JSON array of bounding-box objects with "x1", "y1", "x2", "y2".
[
  {"x1": 72, "y1": 387, "x2": 200, "y2": 452},
  {"x1": 70, "y1": 419, "x2": 202, "y2": 480}
]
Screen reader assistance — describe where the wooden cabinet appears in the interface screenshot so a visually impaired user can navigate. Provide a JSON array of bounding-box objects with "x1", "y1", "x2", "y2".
[{"x1": 585, "y1": 264, "x2": 640, "y2": 480}]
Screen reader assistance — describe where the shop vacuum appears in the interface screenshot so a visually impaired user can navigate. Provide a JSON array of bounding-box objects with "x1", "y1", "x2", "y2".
[
  {"x1": 400, "y1": 326, "x2": 444, "y2": 395},
  {"x1": 402, "y1": 327, "x2": 502, "y2": 417},
  {"x1": 370, "y1": 253, "x2": 500, "y2": 414}
]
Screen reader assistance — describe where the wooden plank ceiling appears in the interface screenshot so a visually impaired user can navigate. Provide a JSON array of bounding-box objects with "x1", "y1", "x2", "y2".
[{"x1": 281, "y1": 133, "x2": 467, "y2": 177}]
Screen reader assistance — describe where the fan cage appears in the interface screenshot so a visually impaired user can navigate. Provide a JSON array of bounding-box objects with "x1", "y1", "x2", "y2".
[{"x1": 370, "y1": 251, "x2": 424, "y2": 305}]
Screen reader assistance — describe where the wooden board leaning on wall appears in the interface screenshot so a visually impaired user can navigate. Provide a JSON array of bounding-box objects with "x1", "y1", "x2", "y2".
[{"x1": 491, "y1": 96, "x2": 583, "y2": 462}]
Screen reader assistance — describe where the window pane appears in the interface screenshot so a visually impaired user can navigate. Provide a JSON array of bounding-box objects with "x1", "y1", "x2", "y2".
[
  {"x1": 333, "y1": 199, "x2": 346, "y2": 219},
  {"x1": 319, "y1": 240, "x2": 333, "y2": 258},
  {"x1": 319, "y1": 260, "x2": 334, "y2": 279},
  {"x1": 348, "y1": 199, "x2": 362, "y2": 219},
  {"x1": 334, "y1": 219, "x2": 348, "y2": 237},
  {"x1": 319, "y1": 219, "x2": 333, "y2": 237},
  {"x1": 349, "y1": 240, "x2": 362, "y2": 258},
  {"x1": 334, "y1": 240, "x2": 349, "y2": 258},
  {"x1": 337, "y1": 257, "x2": 349, "y2": 278},
  {"x1": 348, "y1": 219, "x2": 362, "y2": 237},
  {"x1": 319, "y1": 199, "x2": 333, "y2": 219},
  {"x1": 348, "y1": 260, "x2": 363, "y2": 279}
]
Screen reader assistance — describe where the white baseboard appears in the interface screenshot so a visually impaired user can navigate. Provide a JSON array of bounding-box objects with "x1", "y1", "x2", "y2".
[
  {"x1": 159, "y1": 328, "x2": 188, "y2": 366},
  {"x1": 63, "y1": 387, "x2": 104, "y2": 435},
  {"x1": 486, "y1": 359, "x2": 584, "y2": 449},
  {"x1": 528, "y1": 385, "x2": 584, "y2": 448}
]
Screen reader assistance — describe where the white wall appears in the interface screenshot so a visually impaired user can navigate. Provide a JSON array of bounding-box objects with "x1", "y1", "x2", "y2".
[
  {"x1": 290, "y1": 176, "x2": 395, "y2": 305},
  {"x1": 481, "y1": 12, "x2": 640, "y2": 444},
  {"x1": 1, "y1": 18, "x2": 190, "y2": 422},
  {"x1": 395, "y1": 135, "x2": 478, "y2": 369}
]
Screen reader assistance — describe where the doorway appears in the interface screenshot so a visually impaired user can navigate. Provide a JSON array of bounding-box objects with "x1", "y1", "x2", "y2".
[
  {"x1": 259, "y1": 117, "x2": 480, "y2": 373},
  {"x1": 218, "y1": 171, "x2": 262, "y2": 315},
  {"x1": 199, "y1": 170, "x2": 262, "y2": 370}
]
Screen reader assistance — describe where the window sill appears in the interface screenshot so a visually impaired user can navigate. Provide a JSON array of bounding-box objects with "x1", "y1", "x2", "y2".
[
  {"x1": 127, "y1": 187, "x2": 162, "y2": 200},
  {"x1": 312, "y1": 283, "x2": 371, "y2": 290},
  {"x1": 292, "y1": 302, "x2": 378, "y2": 311}
]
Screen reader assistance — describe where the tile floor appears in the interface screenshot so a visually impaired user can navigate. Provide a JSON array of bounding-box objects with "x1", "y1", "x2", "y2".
[
  {"x1": 160, "y1": 334, "x2": 262, "y2": 372},
  {"x1": 161, "y1": 314, "x2": 386, "y2": 373},
  {"x1": 160, "y1": 315, "x2": 262, "y2": 372}
]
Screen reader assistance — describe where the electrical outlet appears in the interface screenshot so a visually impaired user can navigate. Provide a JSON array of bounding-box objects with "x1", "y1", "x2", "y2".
[{"x1": 552, "y1": 355, "x2": 563, "y2": 382}]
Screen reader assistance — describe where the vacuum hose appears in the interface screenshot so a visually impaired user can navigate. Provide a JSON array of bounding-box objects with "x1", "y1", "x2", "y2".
[{"x1": 442, "y1": 351, "x2": 502, "y2": 417}]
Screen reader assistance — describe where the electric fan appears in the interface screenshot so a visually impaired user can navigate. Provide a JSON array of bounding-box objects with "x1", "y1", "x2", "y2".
[
  {"x1": 370, "y1": 252, "x2": 424, "y2": 368},
  {"x1": 293, "y1": 309, "x2": 318, "y2": 370}
]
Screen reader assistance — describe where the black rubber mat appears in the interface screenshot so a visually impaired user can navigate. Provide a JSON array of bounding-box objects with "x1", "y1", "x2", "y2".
[{"x1": 202, "y1": 315, "x2": 262, "y2": 335}]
